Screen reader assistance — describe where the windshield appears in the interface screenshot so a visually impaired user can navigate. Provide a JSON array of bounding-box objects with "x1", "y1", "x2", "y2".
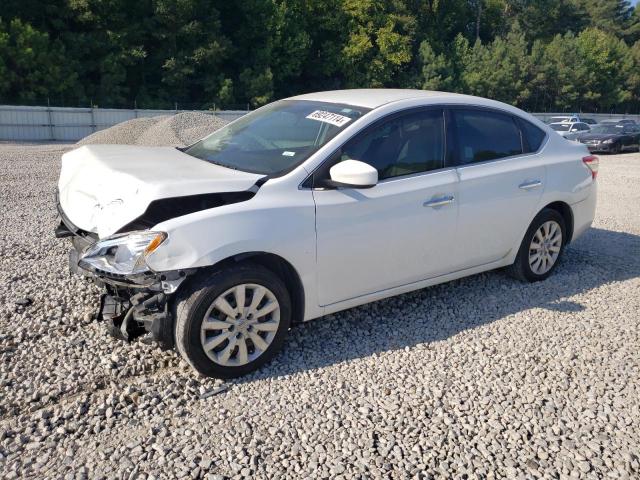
[
  {"x1": 551, "y1": 124, "x2": 570, "y2": 131},
  {"x1": 184, "y1": 100, "x2": 370, "y2": 175},
  {"x1": 590, "y1": 125, "x2": 623, "y2": 134}
]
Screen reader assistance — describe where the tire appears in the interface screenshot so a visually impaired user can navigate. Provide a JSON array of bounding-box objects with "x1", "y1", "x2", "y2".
[
  {"x1": 174, "y1": 262, "x2": 291, "y2": 378},
  {"x1": 507, "y1": 208, "x2": 566, "y2": 283}
]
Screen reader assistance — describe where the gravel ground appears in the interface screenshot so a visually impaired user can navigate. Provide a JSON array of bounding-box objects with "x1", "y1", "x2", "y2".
[{"x1": 0, "y1": 143, "x2": 639, "y2": 479}]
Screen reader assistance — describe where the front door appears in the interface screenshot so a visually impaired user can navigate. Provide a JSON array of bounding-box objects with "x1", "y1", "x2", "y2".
[{"x1": 311, "y1": 108, "x2": 460, "y2": 306}]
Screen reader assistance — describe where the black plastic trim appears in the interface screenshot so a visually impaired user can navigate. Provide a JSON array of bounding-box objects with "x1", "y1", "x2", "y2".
[{"x1": 116, "y1": 190, "x2": 255, "y2": 233}]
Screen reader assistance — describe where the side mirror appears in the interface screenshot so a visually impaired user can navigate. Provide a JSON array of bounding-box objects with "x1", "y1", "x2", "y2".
[{"x1": 328, "y1": 160, "x2": 378, "y2": 189}]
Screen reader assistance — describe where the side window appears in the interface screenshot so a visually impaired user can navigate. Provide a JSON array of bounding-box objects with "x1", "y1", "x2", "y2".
[
  {"x1": 451, "y1": 109, "x2": 523, "y2": 165},
  {"x1": 518, "y1": 118, "x2": 546, "y2": 152},
  {"x1": 341, "y1": 109, "x2": 444, "y2": 180}
]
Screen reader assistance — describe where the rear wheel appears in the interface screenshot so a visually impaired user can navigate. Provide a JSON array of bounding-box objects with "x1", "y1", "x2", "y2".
[
  {"x1": 507, "y1": 209, "x2": 566, "y2": 282},
  {"x1": 174, "y1": 263, "x2": 291, "y2": 378}
]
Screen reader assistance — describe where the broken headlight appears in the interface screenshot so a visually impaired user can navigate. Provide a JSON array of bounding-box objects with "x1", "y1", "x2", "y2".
[{"x1": 79, "y1": 231, "x2": 167, "y2": 276}]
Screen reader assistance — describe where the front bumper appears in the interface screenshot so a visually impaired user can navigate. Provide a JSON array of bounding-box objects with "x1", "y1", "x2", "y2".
[
  {"x1": 56, "y1": 201, "x2": 190, "y2": 347},
  {"x1": 67, "y1": 241, "x2": 182, "y2": 348},
  {"x1": 98, "y1": 291, "x2": 174, "y2": 347},
  {"x1": 582, "y1": 143, "x2": 613, "y2": 153}
]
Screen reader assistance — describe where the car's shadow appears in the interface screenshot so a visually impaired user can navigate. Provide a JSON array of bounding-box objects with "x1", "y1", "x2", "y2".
[{"x1": 238, "y1": 227, "x2": 640, "y2": 383}]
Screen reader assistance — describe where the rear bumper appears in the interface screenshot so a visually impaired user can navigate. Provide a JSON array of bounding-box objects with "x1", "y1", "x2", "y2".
[{"x1": 571, "y1": 183, "x2": 598, "y2": 242}]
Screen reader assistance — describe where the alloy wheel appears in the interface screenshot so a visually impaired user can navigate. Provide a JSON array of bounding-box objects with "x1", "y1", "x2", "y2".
[
  {"x1": 528, "y1": 220, "x2": 563, "y2": 275},
  {"x1": 200, "y1": 283, "x2": 281, "y2": 366}
]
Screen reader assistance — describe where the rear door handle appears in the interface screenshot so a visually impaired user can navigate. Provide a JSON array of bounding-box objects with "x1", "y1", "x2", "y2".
[
  {"x1": 519, "y1": 180, "x2": 542, "y2": 190},
  {"x1": 424, "y1": 195, "x2": 455, "y2": 208}
]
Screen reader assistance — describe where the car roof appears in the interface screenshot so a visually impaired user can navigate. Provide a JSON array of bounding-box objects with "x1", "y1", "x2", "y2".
[{"x1": 288, "y1": 89, "x2": 486, "y2": 109}]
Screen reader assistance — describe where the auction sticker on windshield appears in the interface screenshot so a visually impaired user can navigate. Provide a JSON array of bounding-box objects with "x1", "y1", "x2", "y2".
[{"x1": 306, "y1": 110, "x2": 352, "y2": 127}]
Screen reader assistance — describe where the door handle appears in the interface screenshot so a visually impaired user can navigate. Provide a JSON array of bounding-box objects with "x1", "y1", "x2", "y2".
[
  {"x1": 424, "y1": 195, "x2": 455, "y2": 208},
  {"x1": 519, "y1": 180, "x2": 542, "y2": 190}
]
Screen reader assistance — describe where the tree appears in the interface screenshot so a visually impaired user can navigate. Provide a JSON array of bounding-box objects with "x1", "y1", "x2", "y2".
[
  {"x1": 507, "y1": 0, "x2": 587, "y2": 41},
  {"x1": 418, "y1": 33, "x2": 469, "y2": 92},
  {"x1": 0, "y1": 18, "x2": 78, "y2": 103},
  {"x1": 339, "y1": 0, "x2": 415, "y2": 87},
  {"x1": 462, "y1": 26, "x2": 532, "y2": 106},
  {"x1": 576, "y1": 0, "x2": 640, "y2": 41},
  {"x1": 1, "y1": 0, "x2": 640, "y2": 112}
]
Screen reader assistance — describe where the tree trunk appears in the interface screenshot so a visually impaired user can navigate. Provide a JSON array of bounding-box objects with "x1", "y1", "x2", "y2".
[{"x1": 476, "y1": 0, "x2": 482, "y2": 41}]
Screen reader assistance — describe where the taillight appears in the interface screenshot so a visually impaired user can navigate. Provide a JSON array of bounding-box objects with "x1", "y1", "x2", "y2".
[{"x1": 583, "y1": 155, "x2": 599, "y2": 180}]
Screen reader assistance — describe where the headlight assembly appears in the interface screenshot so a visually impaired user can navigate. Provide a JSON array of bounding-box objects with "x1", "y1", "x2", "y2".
[
  {"x1": 79, "y1": 231, "x2": 167, "y2": 276},
  {"x1": 603, "y1": 139, "x2": 614, "y2": 144}
]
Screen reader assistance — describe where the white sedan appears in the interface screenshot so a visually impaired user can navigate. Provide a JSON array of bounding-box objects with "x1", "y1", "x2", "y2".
[
  {"x1": 56, "y1": 89, "x2": 598, "y2": 378},
  {"x1": 549, "y1": 121, "x2": 591, "y2": 138}
]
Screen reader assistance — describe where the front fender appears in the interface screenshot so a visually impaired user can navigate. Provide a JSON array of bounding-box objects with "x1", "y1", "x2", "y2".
[{"x1": 144, "y1": 188, "x2": 321, "y2": 320}]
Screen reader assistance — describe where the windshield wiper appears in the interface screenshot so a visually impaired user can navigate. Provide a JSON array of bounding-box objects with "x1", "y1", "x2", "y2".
[{"x1": 203, "y1": 157, "x2": 240, "y2": 170}]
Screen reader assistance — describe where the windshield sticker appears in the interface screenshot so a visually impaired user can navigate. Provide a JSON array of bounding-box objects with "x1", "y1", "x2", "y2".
[
  {"x1": 306, "y1": 110, "x2": 352, "y2": 127},
  {"x1": 282, "y1": 151, "x2": 296, "y2": 156}
]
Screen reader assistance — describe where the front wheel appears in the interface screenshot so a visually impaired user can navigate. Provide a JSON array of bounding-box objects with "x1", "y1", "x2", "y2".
[
  {"x1": 174, "y1": 263, "x2": 291, "y2": 378},
  {"x1": 507, "y1": 209, "x2": 566, "y2": 282}
]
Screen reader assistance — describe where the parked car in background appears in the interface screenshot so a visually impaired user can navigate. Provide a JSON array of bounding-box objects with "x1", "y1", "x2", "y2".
[
  {"x1": 546, "y1": 115, "x2": 593, "y2": 124},
  {"x1": 571, "y1": 123, "x2": 640, "y2": 153},
  {"x1": 599, "y1": 119, "x2": 638, "y2": 127},
  {"x1": 582, "y1": 118, "x2": 598, "y2": 126},
  {"x1": 55, "y1": 89, "x2": 598, "y2": 378},
  {"x1": 550, "y1": 121, "x2": 591, "y2": 137}
]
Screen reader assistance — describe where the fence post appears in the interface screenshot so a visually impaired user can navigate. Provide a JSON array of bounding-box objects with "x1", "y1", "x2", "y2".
[
  {"x1": 46, "y1": 98, "x2": 55, "y2": 141},
  {"x1": 90, "y1": 104, "x2": 97, "y2": 133}
]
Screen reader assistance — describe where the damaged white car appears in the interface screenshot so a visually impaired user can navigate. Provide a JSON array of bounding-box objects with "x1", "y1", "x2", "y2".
[{"x1": 56, "y1": 89, "x2": 598, "y2": 378}]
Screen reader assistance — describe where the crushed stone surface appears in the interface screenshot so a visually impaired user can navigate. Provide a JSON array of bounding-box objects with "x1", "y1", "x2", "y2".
[
  {"x1": 77, "y1": 112, "x2": 229, "y2": 147},
  {"x1": 0, "y1": 141, "x2": 639, "y2": 479}
]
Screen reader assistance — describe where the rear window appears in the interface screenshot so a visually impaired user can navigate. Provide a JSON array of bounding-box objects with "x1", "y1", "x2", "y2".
[
  {"x1": 518, "y1": 118, "x2": 546, "y2": 152},
  {"x1": 451, "y1": 109, "x2": 523, "y2": 165}
]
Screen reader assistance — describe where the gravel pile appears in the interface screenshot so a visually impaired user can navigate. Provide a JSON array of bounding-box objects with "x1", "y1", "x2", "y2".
[
  {"x1": 0, "y1": 143, "x2": 639, "y2": 479},
  {"x1": 77, "y1": 112, "x2": 228, "y2": 147}
]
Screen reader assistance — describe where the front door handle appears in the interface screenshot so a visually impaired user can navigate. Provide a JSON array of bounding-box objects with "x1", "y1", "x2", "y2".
[
  {"x1": 519, "y1": 180, "x2": 543, "y2": 190},
  {"x1": 424, "y1": 195, "x2": 455, "y2": 208}
]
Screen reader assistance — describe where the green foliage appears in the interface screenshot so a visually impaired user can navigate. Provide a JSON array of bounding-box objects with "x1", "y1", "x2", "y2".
[
  {"x1": 0, "y1": 17, "x2": 78, "y2": 103},
  {"x1": 1, "y1": 0, "x2": 640, "y2": 112}
]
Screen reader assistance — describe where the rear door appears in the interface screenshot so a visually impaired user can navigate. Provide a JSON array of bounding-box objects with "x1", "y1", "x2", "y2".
[{"x1": 448, "y1": 107, "x2": 547, "y2": 268}]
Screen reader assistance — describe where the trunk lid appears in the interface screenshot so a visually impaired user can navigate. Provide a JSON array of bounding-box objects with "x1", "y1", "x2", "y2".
[{"x1": 58, "y1": 145, "x2": 263, "y2": 237}]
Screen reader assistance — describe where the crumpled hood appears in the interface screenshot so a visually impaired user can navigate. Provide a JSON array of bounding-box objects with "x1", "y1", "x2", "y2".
[{"x1": 58, "y1": 145, "x2": 263, "y2": 237}]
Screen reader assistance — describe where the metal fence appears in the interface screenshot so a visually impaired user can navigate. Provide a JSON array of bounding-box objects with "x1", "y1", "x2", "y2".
[
  {"x1": 0, "y1": 105, "x2": 248, "y2": 142},
  {"x1": 531, "y1": 112, "x2": 640, "y2": 123},
  {"x1": 2, "y1": 104, "x2": 640, "y2": 142}
]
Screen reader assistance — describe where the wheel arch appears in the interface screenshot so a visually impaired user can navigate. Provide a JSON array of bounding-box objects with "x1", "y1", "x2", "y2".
[
  {"x1": 186, "y1": 251, "x2": 306, "y2": 325},
  {"x1": 540, "y1": 201, "x2": 574, "y2": 245}
]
